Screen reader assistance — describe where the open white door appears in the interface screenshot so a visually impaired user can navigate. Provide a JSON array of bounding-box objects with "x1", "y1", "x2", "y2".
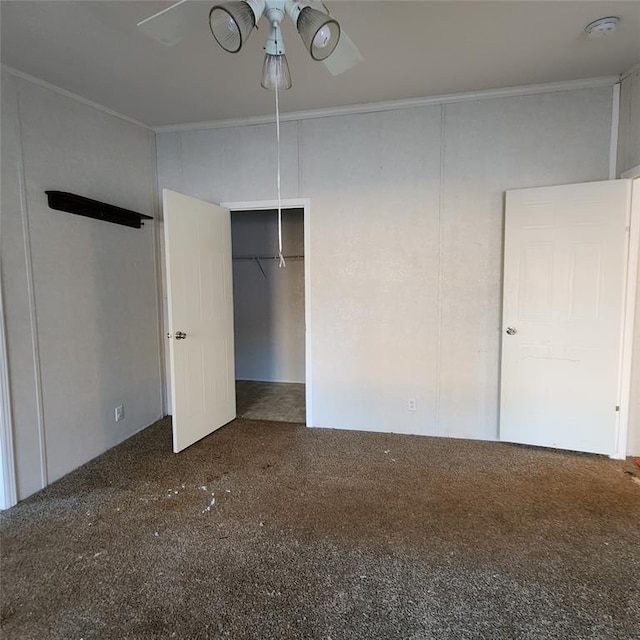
[
  {"x1": 500, "y1": 180, "x2": 631, "y2": 455},
  {"x1": 163, "y1": 189, "x2": 235, "y2": 453}
]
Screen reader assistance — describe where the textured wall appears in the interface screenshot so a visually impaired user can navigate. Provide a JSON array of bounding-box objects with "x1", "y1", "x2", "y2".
[
  {"x1": 157, "y1": 86, "x2": 613, "y2": 441},
  {"x1": 1, "y1": 73, "x2": 42, "y2": 498},
  {"x1": 1, "y1": 71, "x2": 163, "y2": 499},
  {"x1": 231, "y1": 209, "x2": 305, "y2": 383}
]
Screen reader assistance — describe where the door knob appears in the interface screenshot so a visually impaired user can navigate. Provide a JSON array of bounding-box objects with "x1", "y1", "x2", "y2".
[
  {"x1": 175, "y1": 331, "x2": 187, "y2": 340},
  {"x1": 505, "y1": 326, "x2": 517, "y2": 335}
]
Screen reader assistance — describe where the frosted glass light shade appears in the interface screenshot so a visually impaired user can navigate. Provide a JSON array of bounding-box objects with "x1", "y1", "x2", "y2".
[
  {"x1": 209, "y1": 2, "x2": 256, "y2": 53},
  {"x1": 297, "y1": 6, "x2": 340, "y2": 61},
  {"x1": 261, "y1": 54, "x2": 292, "y2": 90}
]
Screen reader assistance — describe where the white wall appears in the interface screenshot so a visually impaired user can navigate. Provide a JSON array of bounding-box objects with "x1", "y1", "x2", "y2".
[
  {"x1": 618, "y1": 68, "x2": 640, "y2": 456},
  {"x1": 231, "y1": 209, "x2": 305, "y2": 383},
  {"x1": 1, "y1": 70, "x2": 163, "y2": 501},
  {"x1": 157, "y1": 86, "x2": 613, "y2": 441}
]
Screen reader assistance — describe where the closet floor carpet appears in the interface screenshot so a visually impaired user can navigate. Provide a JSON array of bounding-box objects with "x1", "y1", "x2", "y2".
[
  {"x1": 236, "y1": 380, "x2": 305, "y2": 423},
  {"x1": 1, "y1": 417, "x2": 639, "y2": 640}
]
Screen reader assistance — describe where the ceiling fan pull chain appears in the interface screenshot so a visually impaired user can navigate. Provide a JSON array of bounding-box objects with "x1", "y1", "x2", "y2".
[{"x1": 275, "y1": 79, "x2": 286, "y2": 268}]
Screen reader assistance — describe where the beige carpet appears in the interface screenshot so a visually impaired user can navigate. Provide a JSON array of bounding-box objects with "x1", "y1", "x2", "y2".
[{"x1": 1, "y1": 417, "x2": 639, "y2": 639}]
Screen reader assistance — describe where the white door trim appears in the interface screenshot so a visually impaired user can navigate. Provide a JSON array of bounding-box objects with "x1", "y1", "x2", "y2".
[
  {"x1": 614, "y1": 168, "x2": 640, "y2": 458},
  {"x1": 0, "y1": 279, "x2": 18, "y2": 509},
  {"x1": 221, "y1": 198, "x2": 313, "y2": 427}
]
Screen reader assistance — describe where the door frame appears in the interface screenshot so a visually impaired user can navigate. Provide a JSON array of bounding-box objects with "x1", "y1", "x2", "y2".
[
  {"x1": 0, "y1": 278, "x2": 18, "y2": 509},
  {"x1": 615, "y1": 166, "x2": 640, "y2": 458},
  {"x1": 221, "y1": 198, "x2": 313, "y2": 427}
]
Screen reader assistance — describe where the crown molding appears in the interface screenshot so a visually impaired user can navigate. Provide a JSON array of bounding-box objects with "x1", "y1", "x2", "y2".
[
  {"x1": 1, "y1": 65, "x2": 152, "y2": 131},
  {"x1": 153, "y1": 75, "x2": 620, "y2": 133},
  {"x1": 0, "y1": 66, "x2": 621, "y2": 135}
]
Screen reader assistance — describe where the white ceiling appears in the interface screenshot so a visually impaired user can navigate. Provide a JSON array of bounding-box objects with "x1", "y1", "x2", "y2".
[{"x1": 1, "y1": 1, "x2": 639, "y2": 127}]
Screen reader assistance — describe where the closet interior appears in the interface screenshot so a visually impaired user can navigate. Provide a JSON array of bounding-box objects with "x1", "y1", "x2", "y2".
[{"x1": 231, "y1": 208, "x2": 306, "y2": 423}]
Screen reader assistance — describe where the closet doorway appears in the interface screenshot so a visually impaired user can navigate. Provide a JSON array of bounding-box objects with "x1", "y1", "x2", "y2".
[{"x1": 224, "y1": 199, "x2": 311, "y2": 425}]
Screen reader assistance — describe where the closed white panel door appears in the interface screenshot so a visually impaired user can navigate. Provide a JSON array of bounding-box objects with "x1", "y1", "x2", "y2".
[
  {"x1": 163, "y1": 189, "x2": 235, "y2": 453},
  {"x1": 500, "y1": 180, "x2": 630, "y2": 455}
]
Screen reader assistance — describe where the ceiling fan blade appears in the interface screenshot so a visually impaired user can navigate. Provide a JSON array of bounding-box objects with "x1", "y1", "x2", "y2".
[
  {"x1": 137, "y1": 0, "x2": 205, "y2": 47},
  {"x1": 323, "y1": 30, "x2": 363, "y2": 76}
]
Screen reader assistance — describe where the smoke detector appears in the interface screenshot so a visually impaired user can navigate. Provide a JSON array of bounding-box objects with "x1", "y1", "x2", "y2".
[{"x1": 585, "y1": 17, "x2": 620, "y2": 38}]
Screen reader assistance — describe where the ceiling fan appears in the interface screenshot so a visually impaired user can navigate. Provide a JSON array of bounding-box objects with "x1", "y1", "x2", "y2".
[
  {"x1": 138, "y1": 1, "x2": 362, "y2": 266},
  {"x1": 137, "y1": 0, "x2": 363, "y2": 88}
]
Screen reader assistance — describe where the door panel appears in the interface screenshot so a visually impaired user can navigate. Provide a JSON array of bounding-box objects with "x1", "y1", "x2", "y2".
[
  {"x1": 163, "y1": 189, "x2": 235, "y2": 453},
  {"x1": 500, "y1": 180, "x2": 630, "y2": 454}
]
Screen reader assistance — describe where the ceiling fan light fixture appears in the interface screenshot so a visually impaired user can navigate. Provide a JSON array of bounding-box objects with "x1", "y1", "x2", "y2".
[
  {"x1": 209, "y1": 1, "x2": 256, "y2": 53},
  {"x1": 261, "y1": 53, "x2": 292, "y2": 90},
  {"x1": 296, "y1": 6, "x2": 340, "y2": 61}
]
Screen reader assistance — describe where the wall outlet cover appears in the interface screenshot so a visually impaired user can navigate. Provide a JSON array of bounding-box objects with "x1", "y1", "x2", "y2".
[{"x1": 115, "y1": 405, "x2": 124, "y2": 422}]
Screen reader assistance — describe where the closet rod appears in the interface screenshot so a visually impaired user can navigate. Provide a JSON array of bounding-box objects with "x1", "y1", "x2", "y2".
[{"x1": 233, "y1": 255, "x2": 304, "y2": 261}]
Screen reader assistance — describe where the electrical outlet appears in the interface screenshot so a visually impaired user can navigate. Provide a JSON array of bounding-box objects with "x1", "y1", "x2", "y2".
[
  {"x1": 408, "y1": 398, "x2": 416, "y2": 412},
  {"x1": 115, "y1": 405, "x2": 124, "y2": 422}
]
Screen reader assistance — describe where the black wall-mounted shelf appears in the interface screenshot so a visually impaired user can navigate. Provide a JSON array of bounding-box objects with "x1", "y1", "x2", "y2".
[{"x1": 45, "y1": 191, "x2": 153, "y2": 229}]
